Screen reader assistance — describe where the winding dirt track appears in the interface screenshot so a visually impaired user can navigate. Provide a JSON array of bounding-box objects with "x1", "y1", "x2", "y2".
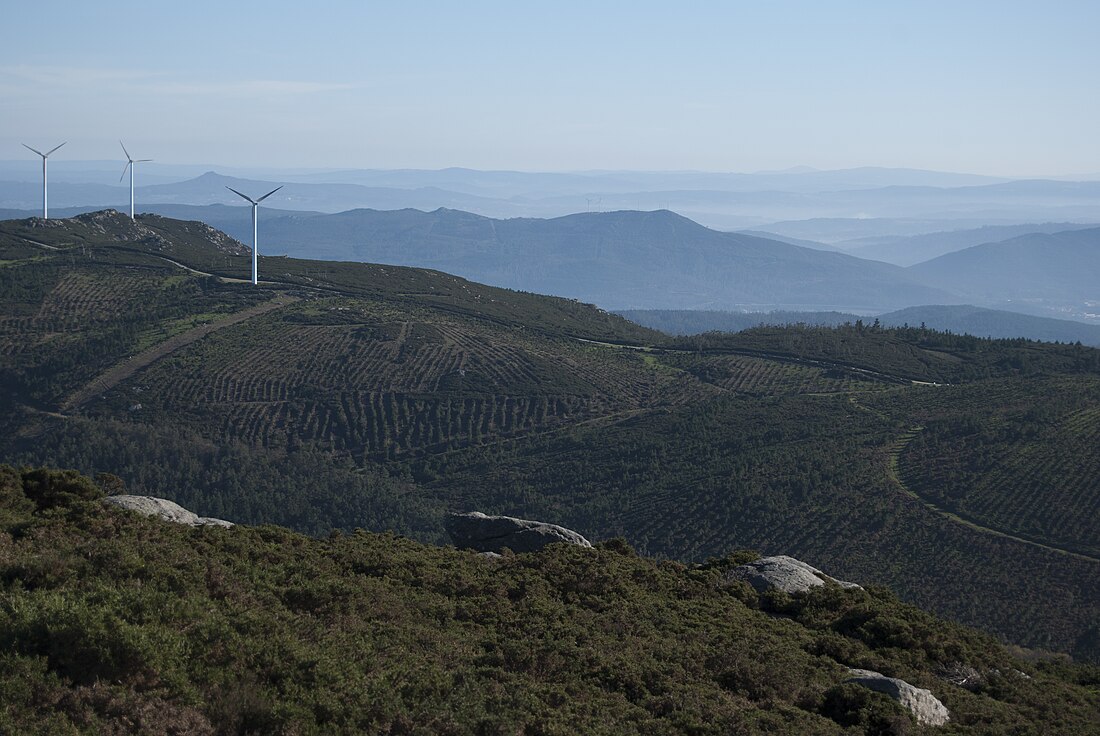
[
  {"x1": 62, "y1": 293, "x2": 299, "y2": 411},
  {"x1": 885, "y1": 425, "x2": 1100, "y2": 564}
]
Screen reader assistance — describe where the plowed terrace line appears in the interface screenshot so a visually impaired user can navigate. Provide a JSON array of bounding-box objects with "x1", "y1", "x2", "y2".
[{"x1": 61, "y1": 293, "x2": 299, "y2": 411}]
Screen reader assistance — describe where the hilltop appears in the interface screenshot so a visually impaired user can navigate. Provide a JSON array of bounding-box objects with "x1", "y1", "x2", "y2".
[{"x1": 1, "y1": 211, "x2": 1099, "y2": 666}]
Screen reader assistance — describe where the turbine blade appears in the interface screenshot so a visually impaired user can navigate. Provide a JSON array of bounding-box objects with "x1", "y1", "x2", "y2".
[
  {"x1": 136, "y1": 159, "x2": 153, "y2": 163},
  {"x1": 119, "y1": 140, "x2": 131, "y2": 161},
  {"x1": 22, "y1": 143, "x2": 45, "y2": 157},
  {"x1": 120, "y1": 161, "x2": 132, "y2": 182},
  {"x1": 45, "y1": 142, "x2": 66, "y2": 157},
  {"x1": 225, "y1": 186, "x2": 256, "y2": 205},
  {"x1": 256, "y1": 185, "x2": 283, "y2": 203}
]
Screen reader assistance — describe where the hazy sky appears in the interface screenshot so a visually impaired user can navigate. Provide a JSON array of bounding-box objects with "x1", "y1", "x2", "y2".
[{"x1": 2, "y1": 1, "x2": 1098, "y2": 176}]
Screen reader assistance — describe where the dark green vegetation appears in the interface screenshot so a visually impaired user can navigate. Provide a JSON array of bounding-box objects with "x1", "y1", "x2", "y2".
[
  {"x1": 2, "y1": 467, "x2": 1099, "y2": 735},
  {"x1": 620, "y1": 306, "x2": 1100, "y2": 346},
  {"x1": 616, "y1": 309, "x2": 859, "y2": 336},
  {"x1": 669, "y1": 325, "x2": 1100, "y2": 385},
  {"x1": 1, "y1": 211, "x2": 1099, "y2": 668}
]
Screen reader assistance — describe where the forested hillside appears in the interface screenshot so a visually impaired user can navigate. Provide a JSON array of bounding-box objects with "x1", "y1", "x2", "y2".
[{"x1": 2, "y1": 210, "x2": 1099, "y2": 665}]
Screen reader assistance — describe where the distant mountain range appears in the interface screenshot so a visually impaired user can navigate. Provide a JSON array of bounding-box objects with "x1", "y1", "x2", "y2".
[
  {"x1": 2, "y1": 166, "x2": 1100, "y2": 235},
  {"x1": 233, "y1": 207, "x2": 955, "y2": 311},
  {"x1": 3, "y1": 201, "x2": 1096, "y2": 319},
  {"x1": 209, "y1": 205, "x2": 1100, "y2": 318}
]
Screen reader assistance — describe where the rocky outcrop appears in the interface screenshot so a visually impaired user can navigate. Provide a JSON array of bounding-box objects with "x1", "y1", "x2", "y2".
[
  {"x1": 845, "y1": 669, "x2": 950, "y2": 726},
  {"x1": 137, "y1": 213, "x2": 250, "y2": 255},
  {"x1": 723, "y1": 555, "x2": 861, "y2": 594},
  {"x1": 444, "y1": 511, "x2": 591, "y2": 553},
  {"x1": 104, "y1": 495, "x2": 234, "y2": 528},
  {"x1": 21, "y1": 210, "x2": 248, "y2": 257}
]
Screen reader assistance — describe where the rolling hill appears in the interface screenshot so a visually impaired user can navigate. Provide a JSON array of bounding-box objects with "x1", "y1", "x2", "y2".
[
  {"x1": 1, "y1": 210, "x2": 1099, "y2": 666},
  {"x1": 907, "y1": 227, "x2": 1100, "y2": 307},
  {"x1": 230, "y1": 207, "x2": 957, "y2": 312},
  {"x1": 843, "y1": 222, "x2": 1098, "y2": 266}
]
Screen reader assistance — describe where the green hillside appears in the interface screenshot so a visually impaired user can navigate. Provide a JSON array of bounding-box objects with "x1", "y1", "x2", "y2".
[
  {"x1": 2, "y1": 211, "x2": 1100, "y2": 666},
  {"x1": 1, "y1": 466, "x2": 1098, "y2": 735}
]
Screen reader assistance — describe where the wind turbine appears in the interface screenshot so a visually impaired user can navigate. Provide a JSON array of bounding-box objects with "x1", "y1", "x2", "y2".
[
  {"x1": 226, "y1": 185, "x2": 282, "y2": 285},
  {"x1": 22, "y1": 142, "x2": 66, "y2": 219},
  {"x1": 119, "y1": 141, "x2": 152, "y2": 219}
]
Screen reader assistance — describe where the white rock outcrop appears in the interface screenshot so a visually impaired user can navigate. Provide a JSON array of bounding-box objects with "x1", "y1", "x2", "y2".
[
  {"x1": 104, "y1": 495, "x2": 234, "y2": 528},
  {"x1": 845, "y1": 668, "x2": 950, "y2": 726},
  {"x1": 444, "y1": 511, "x2": 591, "y2": 553},
  {"x1": 723, "y1": 555, "x2": 861, "y2": 594}
]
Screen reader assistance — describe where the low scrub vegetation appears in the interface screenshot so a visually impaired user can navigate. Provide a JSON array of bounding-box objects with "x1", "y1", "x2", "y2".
[{"x1": 0, "y1": 466, "x2": 1098, "y2": 734}]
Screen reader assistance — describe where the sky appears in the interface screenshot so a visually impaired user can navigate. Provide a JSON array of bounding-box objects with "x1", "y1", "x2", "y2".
[{"x1": 1, "y1": 1, "x2": 1098, "y2": 176}]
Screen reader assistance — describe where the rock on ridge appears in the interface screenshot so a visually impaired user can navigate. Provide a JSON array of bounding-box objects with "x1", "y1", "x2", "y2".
[
  {"x1": 846, "y1": 668, "x2": 950, "y2": 726},
  {"x1": 137, "y1": 213, "x2": 250, "y2": 255},
  {"x1": 444, "y1": 511, "x2": 591, "y2": 553},
  {"x1": 723, "y1": 555, "x2": 861, "y2": 594},
  {"x1": 104, "y1": 495, "x2": 234, "y2": 528}
]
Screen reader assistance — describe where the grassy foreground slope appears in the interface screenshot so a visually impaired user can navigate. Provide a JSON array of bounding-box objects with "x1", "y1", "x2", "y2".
[
  {"x1": 2, "y1": 466, "x2": 1098, "y2": 735},
  {"x1": 1, "y1": 211, "x2": 1100, "y2": 665}
]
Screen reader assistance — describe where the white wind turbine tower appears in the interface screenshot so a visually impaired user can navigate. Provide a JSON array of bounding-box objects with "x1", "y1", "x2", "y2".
[
  {"x1": 22, "y1": 142, "x2": 66, "y2": 220},
  {"x1": 119, "y1": 141, "x2": 152, "y2": 219},
  {"x1": 226, "y1": 185, "x2": 283, "y2": 285}
]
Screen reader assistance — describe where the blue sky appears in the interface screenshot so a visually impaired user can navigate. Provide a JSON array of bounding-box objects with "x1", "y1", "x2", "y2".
[{"x1": 2, "y1": 1, "x2": 1097, "y2": 175}]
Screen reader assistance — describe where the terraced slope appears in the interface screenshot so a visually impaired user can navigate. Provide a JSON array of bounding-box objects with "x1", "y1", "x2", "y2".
[
  {"x1": 894, "y1": 376, "x2": 1100, "y2": 558},
  {"x1": 0, "y1": 257, "x2": 268, "y2": 410},
  {"x1": 112, "y1": 296, "x2": 710, "y2": 461},
  {"x1": 666, "y1": 353, "x2": 894, "y2": 396}
]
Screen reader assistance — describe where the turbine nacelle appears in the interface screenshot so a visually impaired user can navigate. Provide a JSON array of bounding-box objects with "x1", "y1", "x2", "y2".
[
  {"x1": 226, "y1": 185, "x2": 283, "y2": 206},
  {"x1": 22, "y1": 142, "x2": 66, "y2": 159}
]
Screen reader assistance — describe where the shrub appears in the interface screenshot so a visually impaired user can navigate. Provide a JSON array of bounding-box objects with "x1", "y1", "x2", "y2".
[{"x1": 820, "y1": 682, "x2": 913, "y2": 735}]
